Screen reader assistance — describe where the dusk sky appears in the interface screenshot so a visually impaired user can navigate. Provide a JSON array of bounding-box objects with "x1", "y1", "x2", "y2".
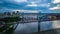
[{"x1": 0, "y1": 0, "x2": 60, "y2": 13}]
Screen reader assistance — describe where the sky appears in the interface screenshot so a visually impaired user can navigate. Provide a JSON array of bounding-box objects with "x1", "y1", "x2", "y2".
[{"x1": 0, "y1": 0, "x2": 60, "y2": 13}]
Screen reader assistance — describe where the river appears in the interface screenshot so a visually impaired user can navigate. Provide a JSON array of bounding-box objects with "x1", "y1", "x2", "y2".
[{"x1": 14, "y1": 20, "x2": 60, "y2": 34}]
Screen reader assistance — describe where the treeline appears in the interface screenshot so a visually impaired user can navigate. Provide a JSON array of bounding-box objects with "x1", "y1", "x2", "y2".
[{"x1": 0, "y1": 17, "x2": 22, "y2": 23}]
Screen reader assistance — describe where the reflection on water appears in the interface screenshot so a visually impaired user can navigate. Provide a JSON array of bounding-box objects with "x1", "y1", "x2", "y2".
[
  {"x1": 14, "y1": 22, "x2": 38, "y2": 34},
  {"x1": 40, "y1": 21, "x2": 52, "y2": 31},
  {"x1": 14, "y1": 20, "x2": 60, "y2": 34}
]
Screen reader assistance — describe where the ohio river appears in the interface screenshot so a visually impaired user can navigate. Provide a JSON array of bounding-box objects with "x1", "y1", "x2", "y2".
[{"x1": 14, "y1": 20, "x2": 60, "y2": 34}]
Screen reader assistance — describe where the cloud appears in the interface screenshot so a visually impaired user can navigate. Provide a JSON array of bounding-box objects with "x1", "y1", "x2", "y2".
[
  {"x1": 2, "y1": 0, "x2": 27, "y2": 4},
  {"x1": 27, "y1": 2, "x2": 38, "y2": 7},
  {"x1": 12, "y1": 10, "x2": 39, "y2": 13},
  {"x1": 0, "y1": 0, "x2": 51, "y2": 11},
  {"x1": 27, "y1": 2, "x2": 37, "y2": 7},
  {"x1": 49, "y1": 4, "x2": 60, "y2": 10},
  {"x1": 49, "y1": 7, "x2": 60, "y2": 10},
  {"x1": 38, "y1": 3, "x2": 50, "y2": 7},
  {"x1": 52, "y1": 0, "x2": 60, "y2": 4},
  {"x1": 26, "y1": 1, "x2": 50, "y2": 7},
  {"x1": 49, "y1": 0, "x2": 60, "y2": 10},
  {"x1": 14, "y1": 0, "x2": 27, "y2": 3}
]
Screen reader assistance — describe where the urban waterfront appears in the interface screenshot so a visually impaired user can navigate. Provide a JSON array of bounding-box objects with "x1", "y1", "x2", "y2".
[
  {"x1": 0, "y1": 12, "x2": 60, "y2": 34},
  {"x1": 0, "y1": 0, "x2": 60, "y2": 34}
]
